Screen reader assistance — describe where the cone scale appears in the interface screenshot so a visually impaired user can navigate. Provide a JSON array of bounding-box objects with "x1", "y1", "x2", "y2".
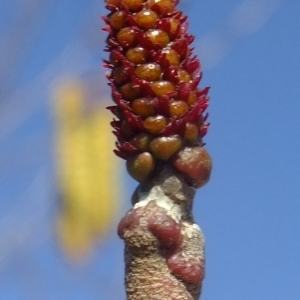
[{"x1": 103, "y1": 0, "x2": 212, "y2": 299}]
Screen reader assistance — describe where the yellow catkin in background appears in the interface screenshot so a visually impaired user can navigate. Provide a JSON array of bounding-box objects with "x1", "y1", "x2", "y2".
[{"x1": 53, "y1": 81, "x2": 120, "y2": 261}]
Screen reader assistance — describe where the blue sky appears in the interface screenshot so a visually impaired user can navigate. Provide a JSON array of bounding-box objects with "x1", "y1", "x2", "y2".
[{"x1": 0, "y1": 0, "x2": 299, "y2": 299}]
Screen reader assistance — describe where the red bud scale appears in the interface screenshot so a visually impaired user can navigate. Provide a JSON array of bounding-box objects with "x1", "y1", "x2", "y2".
[{"x1": 104, "y1": 0, "x2": 212, "y2": 186}]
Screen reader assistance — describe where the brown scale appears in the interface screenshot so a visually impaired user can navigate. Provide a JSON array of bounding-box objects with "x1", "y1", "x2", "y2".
[
  {"x1": 119, "y1": 82, "x2": 141, "y2": 101},
  {"x1": 116, "y1": 27, "x2": 139, "y2": 48},
  {"x1": 131, "y1": 97, "x2": 156, "y2": 118},
  {"x1": 122, "y1": 0, "x2": 145, "y2": 12},
  {"x1": 109, "y1": 11, "x2": 127, "y2": 30},
  {"x1": 144, "y1": 115, "x2": 168, "y2": 134},
  {"x1": 125, "y1": 47, "x2": 149, "y2": 64},
  {"x1": 149, "y1": 135, "x2": 182, "y2": 161},
  {"x1": 143, "y1": 29, "x2": 170, "y2": 48},
  {"x1": 130, "y1": 132, "x2": 153, "y2": 151},
  {"x1": 146, "y1": 0, "x2": 175, "y2": 15},
  {"x1": 184, "y1": 122, "x2": 200, "y2": 144},
  {"x1": 169, "y1": 100, "x2": 189, "y2": 117},
  {"x1": 159, "y1": 48, "x2": 181, "y2": 66},
  {"x1": 105, "y1": 0, "x2": 210, "y2": 182},
  {"x1": 112, "y1": 66, "x2": 131, "y2": 85},
  {"x1": 126, "y1": 152, "x2": 156, "y2": 182},
  {"x1": 133, "y1": 9, "x2": 159, "y2": 30},
  {"x1": 135, "y1": 63, "x2": 162, "y2": 81},
  {"x1": 150, "y1": 81, "x2": 175, "y2": 97}
]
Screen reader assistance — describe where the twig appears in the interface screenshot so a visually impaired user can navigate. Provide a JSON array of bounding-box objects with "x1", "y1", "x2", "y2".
[{"x1": 103, "y1": 0, "x2": 212, "y2": 298}]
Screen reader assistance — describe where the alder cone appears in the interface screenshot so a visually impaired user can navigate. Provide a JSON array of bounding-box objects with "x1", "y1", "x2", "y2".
[{"x1": 104, "y1": 0, "x2": 211, "y2": 184}]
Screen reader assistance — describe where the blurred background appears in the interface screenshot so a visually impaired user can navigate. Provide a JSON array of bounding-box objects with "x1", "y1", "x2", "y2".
[{"x1": 0, "y1": 0, "x2": 299, "y2": 299}]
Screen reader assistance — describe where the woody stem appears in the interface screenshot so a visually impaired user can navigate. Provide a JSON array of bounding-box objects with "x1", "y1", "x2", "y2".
[{"x1": 118, "y1": 167, "x2": 205, "y2": 300}]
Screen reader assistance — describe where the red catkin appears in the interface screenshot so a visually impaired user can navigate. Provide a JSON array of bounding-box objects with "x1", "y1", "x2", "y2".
[{"x1": 104, "y1": 0, "x2": 212, "y2": 187}]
